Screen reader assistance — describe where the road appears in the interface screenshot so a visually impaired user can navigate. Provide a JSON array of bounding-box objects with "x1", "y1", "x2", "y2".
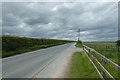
[{"x1": 2, "y1": 43, "x2": 82, "y2": 78}]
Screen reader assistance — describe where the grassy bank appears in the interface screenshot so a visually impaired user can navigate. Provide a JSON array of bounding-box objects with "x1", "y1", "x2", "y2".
[
  {"x1": 68, "y1": 52, "x2": 99, "y2": 78},
  {"x1": 2, "y1": 35, "x2": 74, "y2": 58},
  {"x1": 83, "y1": 42, "x2": 120, "y2": 79}
]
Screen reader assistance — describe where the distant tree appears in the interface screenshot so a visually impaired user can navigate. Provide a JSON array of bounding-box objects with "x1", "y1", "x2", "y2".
[
  {"x1": 116, "y1": 40, "x2": 120, "y2": 46},
  {"x1": 75, "y1": 40, "x2": 83, "y2": 48},
  {"x1": 116, "y1": 40, "x2": 120, "y2": 51},
  {"x1": 77, "y1": 40, "x2": 82, "y2": 44}
]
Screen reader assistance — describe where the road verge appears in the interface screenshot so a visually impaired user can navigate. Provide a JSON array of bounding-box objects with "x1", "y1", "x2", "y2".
[{"x1": 67, "y1": 51, "x2": 99, "y2": 78}]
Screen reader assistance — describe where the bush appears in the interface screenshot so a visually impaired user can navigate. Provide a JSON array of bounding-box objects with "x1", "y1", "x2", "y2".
[
  {"x1": 2, "y1": 35, "x2": 74, "y2": 58},
  {"x1": 75, "y1": 40, "x2": 83, "y2": 48},
  {"x1": 77, "y1": 40, "x2": 82, "y2": 44},
  {"x1": 116, "y1": 40, "x2": 120, "y2": 46}
]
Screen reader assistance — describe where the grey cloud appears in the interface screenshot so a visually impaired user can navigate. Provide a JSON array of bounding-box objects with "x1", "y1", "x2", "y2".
[
  {"x1": 25, "y1": 16, "x2": 50, "y2": 25},
  {"x1": 2, "y1": 2, "x2": 118, "y2": 41},
  {"x1": 2, "y1": 14, "x2": 21, "y2": 27}
]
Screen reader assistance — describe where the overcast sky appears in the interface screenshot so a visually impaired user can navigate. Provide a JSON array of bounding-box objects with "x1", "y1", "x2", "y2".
[{"x1": 2, "y1": 2, "x2": 118, "y2": 41}]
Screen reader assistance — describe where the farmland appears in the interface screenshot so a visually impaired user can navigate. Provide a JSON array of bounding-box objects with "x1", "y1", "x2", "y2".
[
  {"x1": 83, "y1": 42, "x2": 120, "y2": 79},
  {"x1": 2, "y1": 35, "x2": 74, "y2": 58},
  {"x1": 83, "y1": 42, "x2": 119, "y2": 64}
]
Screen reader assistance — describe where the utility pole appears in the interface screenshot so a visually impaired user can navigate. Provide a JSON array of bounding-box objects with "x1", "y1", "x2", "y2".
[{"x1": 77, "y1": 29, "x2": 80, "y2": 41}]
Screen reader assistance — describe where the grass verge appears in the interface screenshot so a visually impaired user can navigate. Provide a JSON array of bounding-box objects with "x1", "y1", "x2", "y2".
[
  {"x1": 68, "y1": 51, "x2": 99, "y2": 78},
  {"x1": 75, "y1": 40, "x2": 83, "y2": 48}
]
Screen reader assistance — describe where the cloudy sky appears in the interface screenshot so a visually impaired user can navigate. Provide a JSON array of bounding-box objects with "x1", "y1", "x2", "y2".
[{"x1": 2, "y1": 2, "x2": 118, "y2": 41}]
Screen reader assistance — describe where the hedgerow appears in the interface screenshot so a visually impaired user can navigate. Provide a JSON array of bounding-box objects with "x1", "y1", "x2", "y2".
[{"x1": 2, "y1": 35, "x2": 74, "y2": 58}]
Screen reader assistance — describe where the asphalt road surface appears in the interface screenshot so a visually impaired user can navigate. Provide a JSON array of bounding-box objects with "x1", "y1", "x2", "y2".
[{"x1": 2, "y1": 43, "x2": 82, "y2": 78}]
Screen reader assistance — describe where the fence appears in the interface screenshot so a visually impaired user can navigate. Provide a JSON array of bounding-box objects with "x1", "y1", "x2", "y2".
[{"x1": 83, "y1": 45, "x2": 120, "y2": 80}]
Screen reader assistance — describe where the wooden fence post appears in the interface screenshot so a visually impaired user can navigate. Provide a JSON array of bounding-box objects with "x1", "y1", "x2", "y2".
[
  {"x1": 88, "y1": 49, "x2": 90, "y2": 53},
  {"x1": 94, "y1": 45, "x2": 96, "y2": 50},
  {"x1": 117, "y1": 45, "x2": 120, "y2": 66},
  {"x1": 101, "y1": 58, "x2": 106, "y2": 76},
  {"x1": 87, "y1": 48, "x2": 91, "y2": 57},
  {"x1": 118, "y1": 46, "x2": 120, "y2": 52},
  {"x1": 106, "y1": 46, "x2": 108, "y2": 54}
]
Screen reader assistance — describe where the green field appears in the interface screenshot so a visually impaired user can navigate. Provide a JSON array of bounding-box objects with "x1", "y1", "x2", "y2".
[
  {"x1": 83, "y1": 42, "x2": 119, "y2": 64},
  {"x1": 83, "y1": 42, "x2": 120, "y2": 79},
  {"x1": 68, "y1": 51, "x2": 99, "y2": 78},
  {"x1": 2, "y1": 35, "x2": 74, "y2": 58}
]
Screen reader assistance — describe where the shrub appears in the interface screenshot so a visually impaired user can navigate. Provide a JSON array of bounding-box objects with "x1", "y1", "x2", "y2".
[
  {"x1": 75, "y1": 40, "x2": 83, "y2": 48},
  {"x1": 2, "y1": 35, "x2": 74, "y2": 57},
  {"x1": 116, "y1": 40, "x2": 120, "y2": 46}
]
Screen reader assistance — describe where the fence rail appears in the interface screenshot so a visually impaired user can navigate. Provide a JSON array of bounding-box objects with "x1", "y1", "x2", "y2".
[{"x1": 83, "y1": 45, "x2": 120, "y2": 79}]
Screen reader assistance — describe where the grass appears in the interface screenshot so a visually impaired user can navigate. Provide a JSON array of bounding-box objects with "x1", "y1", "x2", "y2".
[
  {"x1": 68, "y1": 52, "x2": 99, "y2": 78},
  {"x1": 83, "y1": 42, "x2": 120, "y2": 79},
  {"x1": 83, "y1": 42, "x2": 119, "y2": 64},
  {"x1": 75, "y1": 40, "x2": 83, "y2": 48},
  {"x1": 2, "y1": 35, "x2": 74, "y2": 58}
]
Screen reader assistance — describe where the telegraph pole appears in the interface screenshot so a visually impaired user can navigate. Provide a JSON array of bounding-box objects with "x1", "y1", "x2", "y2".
[{"x1": 77, "y1": 29, "x2": 80, "y2": 41}]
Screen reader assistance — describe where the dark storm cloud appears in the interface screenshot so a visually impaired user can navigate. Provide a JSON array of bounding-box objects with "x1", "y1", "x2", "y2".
[{"x1": 2, "y1": 2, "x2": 118, "y2": 41}]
